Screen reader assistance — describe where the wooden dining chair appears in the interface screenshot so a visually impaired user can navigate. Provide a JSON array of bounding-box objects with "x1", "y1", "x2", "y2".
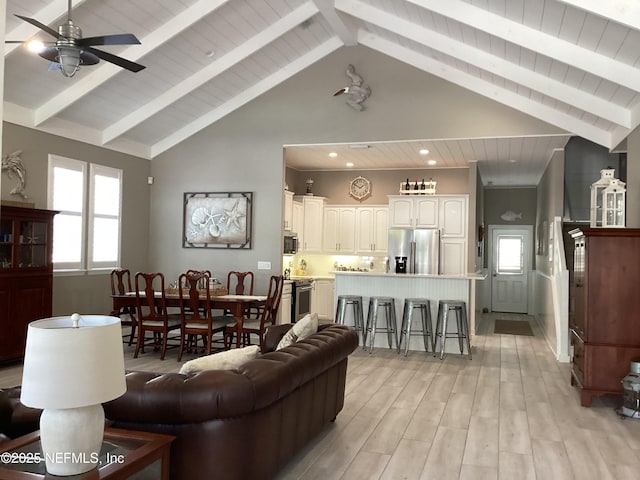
[
  {"x1": 227, "y1": 275, "x2": 284, "y2": 352},
  {"x1": 110, "y1": 268, "x2": 137, "y2": 345},
  {"x1": 177, "y1": 270, "x2": 229, "y2": 360},
  {"x1": 134, "y1": 272, "x2": 181, "y2": 360},
  {"x1": 227, "y1": 271, "x2": 254, "y2": 295}
]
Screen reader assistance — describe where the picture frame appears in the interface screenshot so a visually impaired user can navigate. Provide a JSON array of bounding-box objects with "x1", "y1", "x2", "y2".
[{"x1": 182, "y1": 192, "x2": 252, "y2": 249}]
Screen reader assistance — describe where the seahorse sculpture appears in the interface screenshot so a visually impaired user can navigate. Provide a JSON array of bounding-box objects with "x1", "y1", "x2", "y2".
[
  {"x1": 333, "y1": 64, "x2": 371, "y2": 111},
  {"x1": 1, "y1": 150, "x2": 28, "y2": 199}
]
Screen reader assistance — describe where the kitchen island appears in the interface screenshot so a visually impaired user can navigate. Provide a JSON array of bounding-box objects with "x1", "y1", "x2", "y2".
[{"x1": 334, "y1": 271, "x2": 486, "y2": 353}]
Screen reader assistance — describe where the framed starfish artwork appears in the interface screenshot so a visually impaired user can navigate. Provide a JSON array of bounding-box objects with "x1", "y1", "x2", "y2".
[{"x1": 182, "y1": 192, "x2": 252, "y2": 248}]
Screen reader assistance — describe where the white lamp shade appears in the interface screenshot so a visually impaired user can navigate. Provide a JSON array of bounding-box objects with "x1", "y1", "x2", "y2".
[{"x1": 21, "y1": 315, "x2": 126, "y2": 409}]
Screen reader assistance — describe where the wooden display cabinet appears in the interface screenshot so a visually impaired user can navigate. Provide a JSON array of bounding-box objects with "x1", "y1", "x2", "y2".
[
  {"x1": 569, "y1": 227, "x2": 640, "y2": 406},
  {"x1": 0, "y1": 206, "x2": 57, "y2": 362}
]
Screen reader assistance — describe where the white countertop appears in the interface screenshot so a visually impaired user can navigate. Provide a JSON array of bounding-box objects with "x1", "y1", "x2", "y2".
[{"x1": 332, "y1": 271, "x2": 487, "y2": 280}]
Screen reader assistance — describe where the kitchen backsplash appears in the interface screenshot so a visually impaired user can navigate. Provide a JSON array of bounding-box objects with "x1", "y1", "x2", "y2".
[{"x1": 283, "y1": 253, "x2": 388, "y2": 276}]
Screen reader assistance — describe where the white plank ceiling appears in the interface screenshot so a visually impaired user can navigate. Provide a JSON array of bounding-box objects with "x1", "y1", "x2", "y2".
[{"x1": 3, "y1": 0, "x2": 638, "y2": 186}]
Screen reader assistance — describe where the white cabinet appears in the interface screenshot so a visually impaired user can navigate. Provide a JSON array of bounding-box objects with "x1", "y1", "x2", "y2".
[
  {"x1": 356, "y1": 207, "x2": 388, "y2": 254},
  {"x1": 279, "y1": 281, "x2": 293, "y2": 324},
  {"x1": 283, "y1": 191, "x2": 294, "y2": 231},
  {"x1": 439, "y1": 196, "x2": 467, "y2": 237},
  {"x1": 440, "y1": 239, "x2": 467, "y2": 275},
  {"x1": 292, "y1": 201, "x2": 303, "y2": 235},
  {"x1": 388, "y1": 196, "x2": 438, "y2": 228},
  {"x1": 312, "y1": 279, "x2": 335, "y2": 321},
  {"x1": 299, "y1": 196, "x2": 325, "y2": 252},
  {"x1": 323, "y1": 207, "x2": 356, "y2": 253}
]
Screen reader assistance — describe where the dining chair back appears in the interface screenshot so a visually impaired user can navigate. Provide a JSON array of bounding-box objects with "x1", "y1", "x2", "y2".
[
  {"x1": 234, "y1": 275, "x2": 284, "y2": 351},
  {"x1": 227, "y1": 271, "x2": 255, "y2": 295},
  {"x1": 134, "y1": 272, "x2": 181, "y2": 360},
  {"x1": 177, "y1": 270, "x2": 228, "y2": 360},
  {"x1": 110, "y1": 268, "x2": 137, "y2": 345}
]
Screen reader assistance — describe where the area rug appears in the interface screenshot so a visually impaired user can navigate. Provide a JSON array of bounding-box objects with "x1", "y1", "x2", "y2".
[{"x1": 493, "y1": 319, "x2": 534, "y2": 336}]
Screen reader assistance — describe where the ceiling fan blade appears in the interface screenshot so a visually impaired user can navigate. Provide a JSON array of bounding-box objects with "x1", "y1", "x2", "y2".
[
  {"x1": 78, "y1": 33, "x2": 141, "y2": 47},
  {"x1": 5, "y1": 40, "x2": 26, "y2": 44},
  {"x1": 14, "y1": 14, "x2": 59, "y2": 39},
  {"x1": 85, "y1": 46, "x2": 145, "y2": 72}
]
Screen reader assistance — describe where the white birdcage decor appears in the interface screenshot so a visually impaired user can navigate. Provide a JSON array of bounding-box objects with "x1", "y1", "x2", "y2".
[{"x1": 590, "y1": 168, "x2": 625, "y2": 228}]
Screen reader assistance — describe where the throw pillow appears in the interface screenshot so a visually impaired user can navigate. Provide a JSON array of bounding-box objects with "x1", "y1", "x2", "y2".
[
  {"x1": 179, "y1": 345, "x2": 260, "y2": 374},
  {"x1": 276, "y1": 313, "x2": 318, "y2": 350}
]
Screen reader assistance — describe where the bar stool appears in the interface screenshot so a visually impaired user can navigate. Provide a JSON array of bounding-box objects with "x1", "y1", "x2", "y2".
[
  {"x1": 398, "y1": 298, "x2": 434, "y2": 356},
  {"x1": 365, "y1": 297, "x2": 398, "y2": 353},
  {"x1": 434, "y1": 300, "x2": 472, "y2": 360},
  {"x1": 335, "y1": 295, "x2": 365, "y2": 346}
]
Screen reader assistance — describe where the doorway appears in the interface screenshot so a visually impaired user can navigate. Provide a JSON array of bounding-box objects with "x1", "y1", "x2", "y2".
[{"x1": 489, "y1": 225, "x2": 532, "y2": 313}]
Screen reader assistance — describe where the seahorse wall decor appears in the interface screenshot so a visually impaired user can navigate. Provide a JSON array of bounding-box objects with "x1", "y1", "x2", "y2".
[{"x1": 1, "y1": 150, "x2": 28, "y2": 199}]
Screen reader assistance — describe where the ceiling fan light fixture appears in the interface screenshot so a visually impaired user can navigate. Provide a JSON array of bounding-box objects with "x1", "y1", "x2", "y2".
[
  {"x1": 57, "y1": 47, "x2": 81, "y2": 77},
  {"x1": 27, "y1": 40, "x2": 45, "y2": 53}
]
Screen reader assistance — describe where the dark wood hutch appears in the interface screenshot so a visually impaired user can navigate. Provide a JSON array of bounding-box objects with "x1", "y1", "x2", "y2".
[
  {"x1": 569, "y1": 227, "x2": 640, "y2": 406},
  {"x1": 0, "y1": 205, "x2": 57, "y2": 362}
]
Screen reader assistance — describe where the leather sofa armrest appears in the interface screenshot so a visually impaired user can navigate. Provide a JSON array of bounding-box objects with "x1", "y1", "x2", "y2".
[
  {"x1": 263, "y1": 324, "x2": 293, "y2": 352},
  {"x1": 0, "y1": 387, "x2": 41, "y2": 439}
]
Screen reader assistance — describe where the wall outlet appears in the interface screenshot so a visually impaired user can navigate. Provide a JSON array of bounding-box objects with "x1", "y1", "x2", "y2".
[{"x1": 257, "y1": 261, "x2": 271, "y2": 270}]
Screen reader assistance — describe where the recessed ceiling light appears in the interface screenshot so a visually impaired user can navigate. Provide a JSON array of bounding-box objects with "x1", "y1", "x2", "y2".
[
  {"x1": 205, "y1": 50, "x2": 215, "y2": 57},
  {"x1": 419, "y1": 149, "x2": 429, "y2": 155},
  {"x1": 329, "y1": 152, "x2": 338, "y2": 157},
  {"x1": 345, "y1": 162, "x2": 354, "y2": 167},
  {"x1": 427, "y1": 159, "x2": 437, "y2": 165}
]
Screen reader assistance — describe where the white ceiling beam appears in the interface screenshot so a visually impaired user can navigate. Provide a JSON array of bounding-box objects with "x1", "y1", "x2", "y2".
[
  {"x1": 150, "y1": 37, "x2": 342, "y2": 158},
  {"x1": 103, "y1": 2, "x2": 320, "y2": 144},
  {"x1": 359, "y1": 31, "x2": 612, "y2": 148},
  {"x1": 33, "y1": 0, "x2": 232, "y2": 126},
  {"x1": 407, "y1": 0, "x2": 640, "y2": 93},
  {"x1": 312, "y1": 0, "x2": 357, "y2": 45},
  {"x1": 555, "y1": 0, "x2": 640, "y2": 31},
  {"x1": 4, "y1": 0, "x2": 90, "y2": 56},
  {"x1": 337, "y1": 0, "x2": 630, "y2": 128},
  {"x1": 3, "y1": 101, "x2": 151, "y2": 159}
]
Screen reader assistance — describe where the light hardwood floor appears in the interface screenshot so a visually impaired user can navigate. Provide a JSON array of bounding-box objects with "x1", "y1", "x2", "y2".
[{"x1": 2, "y1": 314, "x2": 639, "y2": 479}]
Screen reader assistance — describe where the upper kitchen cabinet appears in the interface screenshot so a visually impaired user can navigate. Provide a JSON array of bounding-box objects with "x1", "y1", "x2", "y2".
[
  {"x1": 323, "y1": 207, "x2": 356, "y2": 253},
  {"x1": 283, "y1": 191, "x2": 294, "y2": 231},
  {"x1": 297, "y1": 196, "x2": 325, "y2": 253},
  {"x1": 439, "y1": 196, "x2": 468, "y2": 238},
  {"x1": 292, "y1": 201, "x2": 304, "y2": 235},
  {"x1": 388, "y1": 196, "x2": 438, "y2": 228},
  {"x1": 356, "y1": 207, "x2": 388, "y2": 254}
]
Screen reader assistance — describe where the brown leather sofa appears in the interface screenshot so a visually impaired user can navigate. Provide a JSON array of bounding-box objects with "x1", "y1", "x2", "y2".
[{"x1": 104, "y1": 323, "x2": 358, "y2": 480}]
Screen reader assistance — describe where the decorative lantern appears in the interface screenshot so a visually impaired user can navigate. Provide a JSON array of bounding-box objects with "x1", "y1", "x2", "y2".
[
  {"x1": 590, "y1": 168, "x2": 626, "y2": 228},
  {"x1": 620, "y1": 359, "x2": 640, "y2": 418}
]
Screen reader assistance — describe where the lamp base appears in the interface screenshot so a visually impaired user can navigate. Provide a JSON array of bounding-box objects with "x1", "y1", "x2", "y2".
[{"x1": 40, "y1": 404, "x2": 105, "y2": 476}]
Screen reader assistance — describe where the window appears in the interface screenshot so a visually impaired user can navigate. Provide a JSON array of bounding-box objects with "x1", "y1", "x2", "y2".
[
  {"x1": 48, "y1": 155, "x2": 122, "y2": 272},
  {"x1": 496, "y1": 234, "x2": 524, "y2": 275}
]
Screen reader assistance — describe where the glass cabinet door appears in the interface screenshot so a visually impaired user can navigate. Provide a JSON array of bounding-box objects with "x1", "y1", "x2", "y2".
[
  {"x1": 0, "y1": 219, "x2": 13, "y2": 269},
  {"x1": 19, "y1": 220, "x2": 49, "y2": 268}
]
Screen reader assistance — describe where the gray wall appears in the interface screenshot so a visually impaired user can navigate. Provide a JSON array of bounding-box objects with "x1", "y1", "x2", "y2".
[
  {"x1": 151, "y1": 45, "x2": 562, "y2": 292},
  {"x1": 484, "y1": 188, "x2": 538, "y2": 227},
  {"x1": 536, "y1": 150, "x2": 565, "y2": 275},
  {"x1": 1, "y1": 122, "x2": 151, "y2": 315},
  {"x1": 286, "y1": 167, "x2": 469, "y2": 203}
]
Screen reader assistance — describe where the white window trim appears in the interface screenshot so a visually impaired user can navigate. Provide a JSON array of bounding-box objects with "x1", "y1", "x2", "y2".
[{"x1": 48, "y1": 155, "x2": 123, "y2": 274}]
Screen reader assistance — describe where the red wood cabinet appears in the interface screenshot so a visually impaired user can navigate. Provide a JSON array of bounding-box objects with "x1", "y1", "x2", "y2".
[
  {"x1": 0, "y1": 206, "x2": 57, "y2": 362},
  {"x1": 569, "y1": 227, "x2": 640, "y2": 406}
]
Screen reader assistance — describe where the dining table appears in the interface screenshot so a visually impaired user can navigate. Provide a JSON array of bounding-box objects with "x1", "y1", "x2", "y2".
[{"x1": 111, "y1": 291, "x2": 267, "y2": 348}]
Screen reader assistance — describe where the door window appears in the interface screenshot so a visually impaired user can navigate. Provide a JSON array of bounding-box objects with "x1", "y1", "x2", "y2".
[{"x1": 496, "y1": 235, "x2": 524, "y2": 274}]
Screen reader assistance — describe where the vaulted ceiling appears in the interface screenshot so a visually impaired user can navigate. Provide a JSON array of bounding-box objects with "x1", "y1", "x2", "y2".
[{"x1": 3, "y1": 1, "x2": 639, "y2": 182}]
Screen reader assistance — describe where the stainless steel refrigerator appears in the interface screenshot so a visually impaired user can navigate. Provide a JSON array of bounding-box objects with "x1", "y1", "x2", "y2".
[{"x1": 387, "y1": 228, "x2": 440, "y2": 274}]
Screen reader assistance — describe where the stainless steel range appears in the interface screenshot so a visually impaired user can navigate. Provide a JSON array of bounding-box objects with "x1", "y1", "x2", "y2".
[{"x1": 291, "y1": 278, "x2": 314, "y2": 322}]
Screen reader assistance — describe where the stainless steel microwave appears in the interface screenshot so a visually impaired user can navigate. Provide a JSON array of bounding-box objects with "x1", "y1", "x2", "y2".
[{"x1": 283, "y1": 233, "x2": 298, "y2": 254}]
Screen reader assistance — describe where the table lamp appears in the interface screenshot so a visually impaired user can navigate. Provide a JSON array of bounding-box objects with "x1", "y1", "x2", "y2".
[{"x1": 20, "y1": 314, "x2": 126, "y2": 476}]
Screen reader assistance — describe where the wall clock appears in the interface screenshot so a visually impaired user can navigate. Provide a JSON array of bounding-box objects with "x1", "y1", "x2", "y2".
[{"x1": 349, "y1": 176, "x2": 371, "y2": 200}]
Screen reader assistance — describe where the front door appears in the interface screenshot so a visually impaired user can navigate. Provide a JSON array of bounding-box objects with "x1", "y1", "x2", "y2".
[{"x1": 490, "y1": 226, "x2": 532, "y2": 313}]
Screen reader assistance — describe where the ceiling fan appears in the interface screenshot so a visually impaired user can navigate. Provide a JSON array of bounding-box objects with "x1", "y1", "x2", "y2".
[{"x1": 7, "y1": 0, "x2": 145, "y2": 78}]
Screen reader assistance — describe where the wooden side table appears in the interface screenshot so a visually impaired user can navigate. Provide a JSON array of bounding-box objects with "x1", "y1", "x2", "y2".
[{"x1": 0, "y1": 427, "x2": 174, "y2": 479}]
